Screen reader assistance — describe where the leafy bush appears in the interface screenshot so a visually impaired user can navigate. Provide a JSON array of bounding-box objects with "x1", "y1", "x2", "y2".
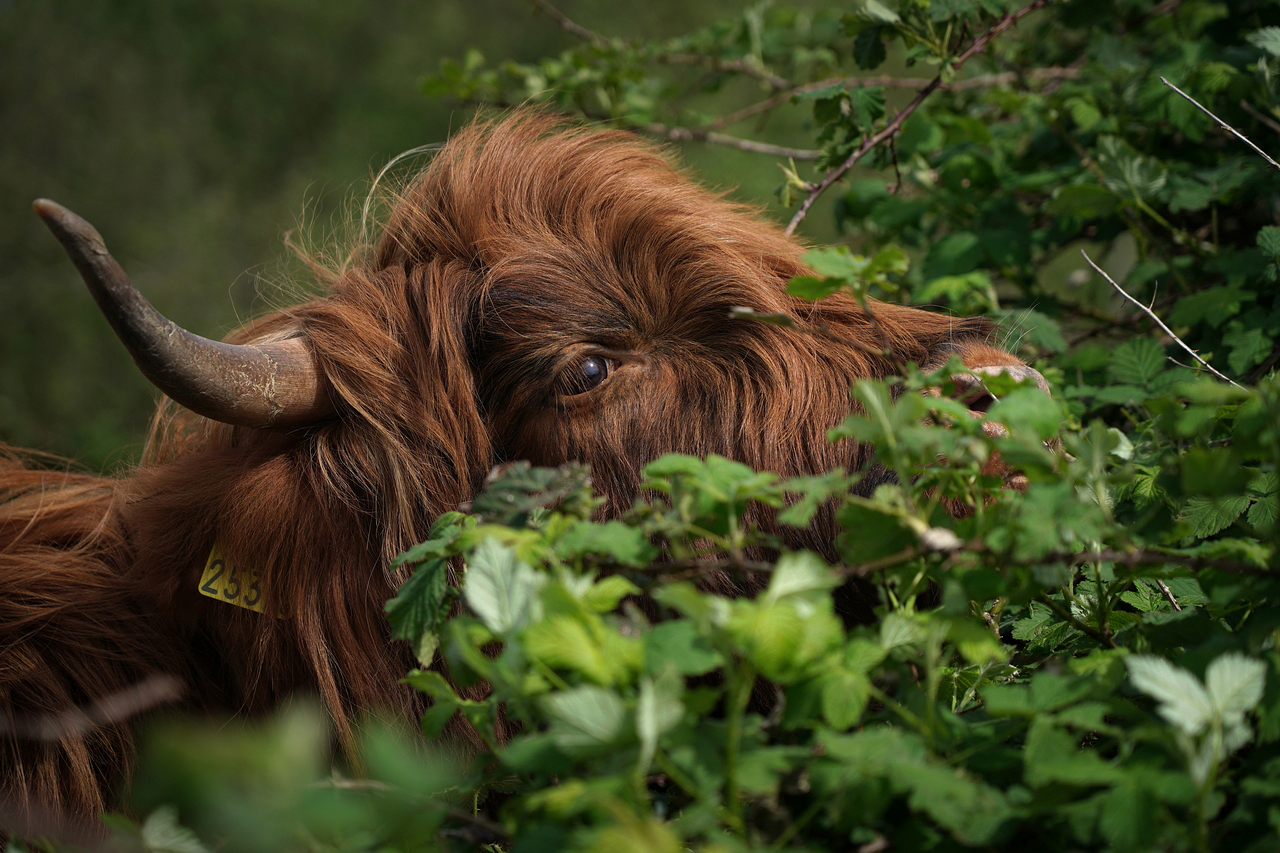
[{"x1": 46, "y1": 0, "x2": 1280, "y2": 851}]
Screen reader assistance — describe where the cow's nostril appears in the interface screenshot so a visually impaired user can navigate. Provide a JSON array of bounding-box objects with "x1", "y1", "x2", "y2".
[{"x1": 966, "y1": 392, "x2": 996, "y2": 414}]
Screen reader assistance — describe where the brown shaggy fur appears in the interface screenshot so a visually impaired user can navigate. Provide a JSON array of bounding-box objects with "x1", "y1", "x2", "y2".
[{"x1": 0, "y1": 111, "x2": 1028, "y2": 828}]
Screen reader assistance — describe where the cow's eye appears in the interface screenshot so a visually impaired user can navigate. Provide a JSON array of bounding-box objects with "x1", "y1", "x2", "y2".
[{"x1": 558, "y1": 355, "x2": 613, "y2": 396}]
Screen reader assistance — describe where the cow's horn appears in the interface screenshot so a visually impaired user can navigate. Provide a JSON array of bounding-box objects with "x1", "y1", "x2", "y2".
[{"x1": 33, "y1": 199, "x2": 333, "y2": 429}]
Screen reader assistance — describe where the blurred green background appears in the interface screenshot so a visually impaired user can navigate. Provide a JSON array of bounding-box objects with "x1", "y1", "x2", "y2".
[{"x1": 1, "y1": 0, "x2": 791, "y2": 469}]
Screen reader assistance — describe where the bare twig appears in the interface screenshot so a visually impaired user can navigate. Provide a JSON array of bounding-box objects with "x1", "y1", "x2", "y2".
[
  {"x1": 658, "y1": 53, "x2": 791, "y2": 90},
  {"x1": 1155, "y1": 579, "x2": 1183, "y2": 611},
  {"x1": 1160, "y1": 77, "x2": 1280, "y2": 171},
  {"x1": 1044, "y1": 547, "x2": 1272, "y2": 577},
  {"x1": 700, "y1": 69, "x2": 1078, "y2": 133},
  {"x1": 1238, "y1": 98, "x2": 1280, "y2": 138},
  {"x1": 0, "y1": 674, "x2": 182, "y2": 740},
  {"x1": 529, "y1": 0, "x2": 608, "y2": 46},
  {"x1": 637, "y1": 122, "x2": 820, "y2": 159},
  {"x1": 1080, "y1": 250, "x2": 1243, "y2": 387},
  {"x1": 785, "y1": 0, "x2": 1053, "y2": 235}
]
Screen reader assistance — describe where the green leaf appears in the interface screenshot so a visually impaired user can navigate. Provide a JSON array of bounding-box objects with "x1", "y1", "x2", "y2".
[
  {"x1": 852, "y1": 27, "x2": 887, "y2": 70},
  {"x1": 802, "y1": 246, "x2": 869, "y2": 280},
  {"x1": 644, "y1": 620, "x2": 723, "y2": 676},
  {"x1": 849, "y1": 87, "x2": 886, "y2": 130},
  {"x1": 1126, "y1": 656, "x2": 1215, "y2": 736},
  {"x1": 1247, "y1": 26, "x2": 1280, "y2": 57},
  {"x1": 821, "y1": 666, "x2": 871, "y2": 730},
  {"x1": 384, "y1": 557, "x2": 452, "y2": 665},
  {"x1": 1258, "y1": 225, "x2": 1280, "y2": 258},
  {"x1": 1099, "y1": 781, "x2": 1158, "y2": 852},
  {"x1": 525, "y1": 614, "x2": 639, "y2": 685},
  {"x1": 581, "y1": 575, "x2": 642, "y2": 612},
  {"x1": 1046, "y1": 184, "x2": 1121, "y2": 218},
  {"x1": 1205, "y1": 652, "x2": 1267, "y2": 721},
  {"x1": 463, "y1": 537, "x2": 545, "y2": 633},
  {"x1": 855, "y1": 0, "x2": 901, "y2": 24},
  {"x1": 140, "y1": 806, "x2": 211, "y2": 853},
  {"x1": 987, "y1": 387, "x2": 1062, "y2": 441},
  {"x1": 922, "y1": 232, "x2": 984, "y2": 278},
  {"x1": 763, "y1": 551, "x2": 840, "y2": 605},
  {"x1": 542, "y1": 686, "x2": 628, "y2": 751},
  {"x1": 637, "y1": 667, "x2": 684, "y2": 770},
  {"x1": 786, "y1": 274, "x2": 844, "y2": 301},
  {"x1": 1106, "y1": 338, "x2": 1166, "y2": 387},
  {"x1": 1224, "y1": 323, "x2": 1271, "y2": 375},
  {"x1": 556, "y1": 520, "x2": 658, "y2": 567},
  {"x1": 1182, "y1": 496, "x2": 1251, "y2": 538}
]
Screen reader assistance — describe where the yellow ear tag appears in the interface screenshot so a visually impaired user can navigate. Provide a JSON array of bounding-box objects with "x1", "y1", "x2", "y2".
[{"x1": 199, "y1": 545, "x2": 269, "y2": 615}]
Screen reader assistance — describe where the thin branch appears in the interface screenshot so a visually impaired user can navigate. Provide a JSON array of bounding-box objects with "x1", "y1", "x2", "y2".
[
  {"x1": 1238, "y1": 98, "x2": 1280, "y2": 138},
  {"x1": 700, "y1": 68, "x2": 1081, "y2": 133},
  {"x1": 1081, "y1": 250, "x2": 1243, "y2": 388},
  {"x1": 658, "y1": 53, "x2": 791, "y2": 90},
  {"x1": 1045, "y1": 547, "x2": 1273, "y2": 577},
  {"x1": 1160, "y1": 77, "x2": 1280, "y2": 171},
  {"x1": 636, "y1": 122, "x2": 820, "y2": 159},
  {"x1": 0, "y1": 674, "x2": 182, "y2": 740},
  {"x1": 785, "y1": 0, "x2": 1052, "y2": 235},
  {"x1": 1156, "y1": 579, "x2": 1183, "y2": 611},
  {"x1": 529, "y1": 0, "x2": 608, "y2": 46}
]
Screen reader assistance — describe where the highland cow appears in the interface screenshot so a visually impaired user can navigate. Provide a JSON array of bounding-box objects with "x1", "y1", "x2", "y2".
[{"x1": 0, "y1": 111, "x2": 1043, "y2": 830}]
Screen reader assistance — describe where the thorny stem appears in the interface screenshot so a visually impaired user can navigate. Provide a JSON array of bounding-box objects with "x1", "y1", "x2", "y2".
[
  {"x1": 637, "y1": 122, "x2": 820, "y2": 160},
  {"x1": 785, "y1": 0, "x2": 1053, "y2": 236},
  {"x1": 529, "y1": 0, "x2": 608, "y2": 45}
]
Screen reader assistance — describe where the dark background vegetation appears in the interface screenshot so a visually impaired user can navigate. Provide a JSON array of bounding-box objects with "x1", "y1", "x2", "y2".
[{"x1": 0, "y1": 0, "x2": 786, "y2": 467}]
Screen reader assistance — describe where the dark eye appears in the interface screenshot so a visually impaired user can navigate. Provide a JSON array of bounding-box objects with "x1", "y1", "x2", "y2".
[{"x1": 558, "y1": 355, "x2": 613, "y2": 396}]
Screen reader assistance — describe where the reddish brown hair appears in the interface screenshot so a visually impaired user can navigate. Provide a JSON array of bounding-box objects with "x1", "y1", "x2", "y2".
[{"x1": 0, "y1": 111, "x2": 1021, "y2": 828}]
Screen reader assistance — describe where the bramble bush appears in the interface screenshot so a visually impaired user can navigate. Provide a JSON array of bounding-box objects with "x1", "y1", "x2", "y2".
[{"x1": 58, "y1": 1, "x2": 1280, "y2": 851}]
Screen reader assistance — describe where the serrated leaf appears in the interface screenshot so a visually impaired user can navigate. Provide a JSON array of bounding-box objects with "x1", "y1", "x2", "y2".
[
  {"x1": 140, "y1": 807, "x2": 211, "y2": 853},
  {"x1": 1248, "y1": 26, "x2": 1280, "y2": 57},
  {"x1": 821, "y1": 666, "x2": 871, "y2": 730},
  {"x1": 464, "y1": 537, "x2": 545, "y2": 633},
  {"x1": 763, "y1": 551, "x2": 840, "y2": 605},
  {"x1": 853, "y1": 27, "x2": 887, "y2": 69},
  {"x1": 543, "y1": 686, "x2": 628, "y2": 750},
  {"x1": 1258, "y1": 225, "x2": 1280, "y2": 258},
  {"x1": 1248, "y1": 492, "x2": 1278, "y2": 530},
  {"x1": 1106, "y1": 337, "x2": 1166, "y2": 387},
  {"x1": 385, "y1": 557, "x2": 452, "y2": 665},
  {"x1": 581, "y1": 575, "x2": 642, "y2": 612},
  {"x1": 787, "y1": 274, "x2": 844, "y2": 301},
  {"x1": 1099, "y1": 781, "x2": 1157, "y2": 852},
  {"x1": 525, "y1": 614, "x2": 638, "y2": 685},
  {"x1": 850, "y1": 86, "x2": 886, "y2": 130},
  {"x1": 1126, "y1": 656, "x2": 1215, "y2": 736},
  {"x1": 637, "y1": 667, "x2": 684, "y2": 770},
  {"x1": 1224, "y1": 323, "x2": 1271, "y2": 375},
  {"x1": 1205, "y1": 652, "x2": 1267, "y2": 721},
  {"x1": 644, "y1": 620, "x2": 723, "y2": 676},
  {"x1": 1181, "y1": 495, "x2": 1251, "y2": 538},
  {"x1": 1046, "y1": 184, "x2": 1121, "y2": 218},
  {"x1": 556, "y1": 520, "x2": 658, "y2": 567}
]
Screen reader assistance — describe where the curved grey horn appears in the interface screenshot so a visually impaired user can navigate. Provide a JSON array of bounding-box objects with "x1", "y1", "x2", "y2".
[{"x1": 33, "y1": 199, "x2": 334, "y2": 429}]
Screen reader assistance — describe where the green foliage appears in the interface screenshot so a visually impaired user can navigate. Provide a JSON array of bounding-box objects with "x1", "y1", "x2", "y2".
[{"x1": 45, "y1": 0, "x2": 1280, "y2": 850}]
